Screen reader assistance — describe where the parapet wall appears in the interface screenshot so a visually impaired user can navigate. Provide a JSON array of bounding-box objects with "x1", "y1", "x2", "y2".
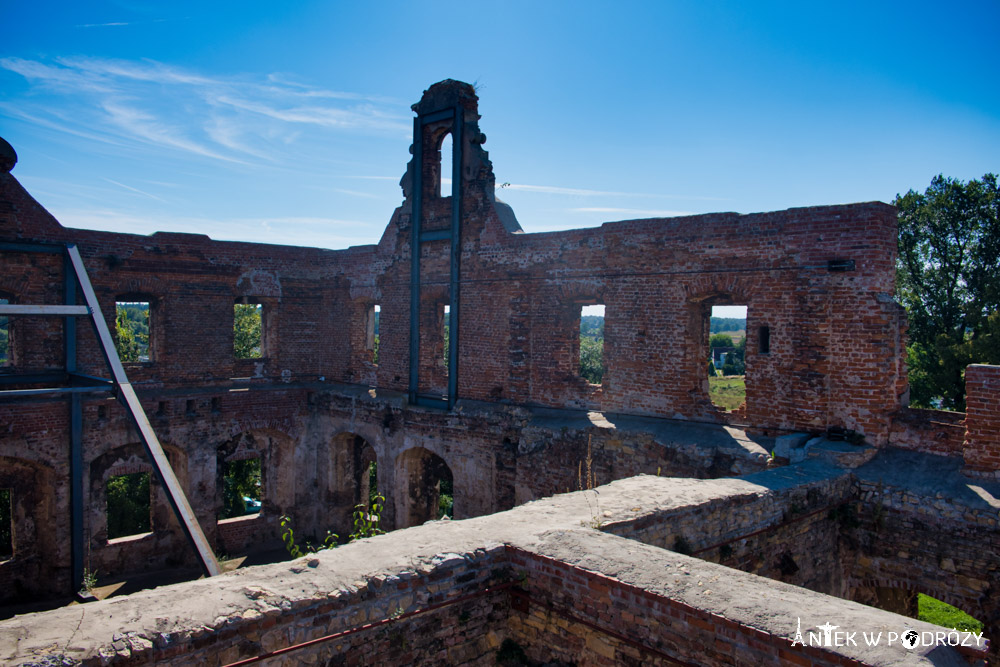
[{"x1": 1, "y1": 472, "x2": 988, "y2": 666}]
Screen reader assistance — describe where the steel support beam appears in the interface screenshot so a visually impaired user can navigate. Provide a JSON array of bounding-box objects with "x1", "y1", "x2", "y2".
[
  {"x1": 66, "y1": 245, "x2": 221, "y2": 577},
  {"x1": 408, "y1": 106, "x2": 462, "y2": 409},
  {"x1": 0, "y1": 304, "x2": 90, "y2": 316}
]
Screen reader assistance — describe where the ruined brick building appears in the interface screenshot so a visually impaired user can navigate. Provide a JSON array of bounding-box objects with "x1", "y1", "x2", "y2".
[{"x1": 1, "y1": 80, "x2": 998, "y2": 665}]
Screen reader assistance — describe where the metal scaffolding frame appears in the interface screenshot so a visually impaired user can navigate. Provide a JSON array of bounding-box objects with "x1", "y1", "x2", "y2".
[
  {"x1": 0, "y1": 241, "x2": 221, "y2": 592},
  {"x1": 408, "y1": 106, "x2": 463, "y2": 410}
]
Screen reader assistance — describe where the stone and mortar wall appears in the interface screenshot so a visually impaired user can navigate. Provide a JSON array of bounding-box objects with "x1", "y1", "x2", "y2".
[{"x1": 1, "y1": 474, "x2": 986, "y2": 666}]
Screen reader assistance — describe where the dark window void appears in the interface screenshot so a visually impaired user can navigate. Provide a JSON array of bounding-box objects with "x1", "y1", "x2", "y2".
[
  {"x1": 708, "y1": 304, "x2": 747, "y2": 411},
  {"x1": 439, "y1": 132, "x2": 452, "y2": 198},
  {"x1": 759, "y1": 325, "x2": 771, "y2": 354},
  {"x1": 115, "y1": 301, "x2": 150, "y2": 363},
  {"x1": 220, "y1": 457, "x2": 262, "y2": 520},
  {"x1": 234, "y1": 302, "x2": 263, "y2": 359},
  {"x1": 0, "y1": 488, "x2": 12, "y2": 561},
  {"x1": 106, "y1": 472, "x2": 151, "y2": 540},
  {"x1": 0, "y1": 297, "x2": 10, "y2": 366},
  {"x1": 580, "y1": 304, "x2": 605, "y2": 385},
  {"x1": 367, "y1": 304, "x2": 380, "y2": 365}
]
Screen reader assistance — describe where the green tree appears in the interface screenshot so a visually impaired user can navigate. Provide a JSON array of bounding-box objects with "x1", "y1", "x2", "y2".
[
  {"x1": 710, "y1": 333, "x2": 734, "y2": 348},
  {"x1": 106, "y1": 472, "x2": 151, "y2": 539},
  {"x1": 580, "y1": 335, "x2": 604, "y2": 385},
  {"x1": 114, "y1": 307, "x2": 143, "y2": 363},
  {"x1": 234, "y1": 304, "x2": 262, "y2": 358},
  {"x1": 896, "y1": 174, "x2": 1000, "y2": 410},
  {"x1": 221, "y1": 458, "x2": 262, "y2": 519}
]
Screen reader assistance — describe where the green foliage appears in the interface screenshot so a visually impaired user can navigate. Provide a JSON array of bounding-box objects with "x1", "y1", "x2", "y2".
[
  {"x1": 350, "y1": 492, "x2": 386, "y2": 541},
  {"x1": 918, "y1": 593, "x2": 983, "y2": 633},
  {"x1": 0, "y1": 488, "x2": 11, "y2": 560},
  {"x1": 114, "y1": 303, "x2": 149, "y2": 363},
  {"x1": 707, "y1": 360, "x2": 716, "y2": 376},
  {"x1": 708, "y1": 375, "x2": 745, "y2": 411},
  {"x1": 710, "y1": 333, "x2": 734, "y2": 348},
  {"x1": 710, "y1": 316, "x2": 746, "y2": 333},
  {"x1": 234, "y1": 303, "x2": 263, "y2": 359},
  {"x1": 220, "y1": 457, "x2": 261, "y2": 520},
  {"x1": 81, "y1": 568, "x2": 99, "y2": 593},
  {"x1": 280, "y1": 515, "x2": 337, "y2": 558},
  {"x1": 580, "y1": 315, "x2": 604, "y2": 337},
  {"x1": 579, "y1": 335, "x2": 604, "y2": 385},
  {"x1": 373, "y1": 333, "x2": 379, "y2": 365},
  {"x1": 896, "y1": 174, "x2": 1000, "y2": 410},
  {"x1": 106, "y1": 472, "x2": 151, "y2": 539},
  {"x1": 438, "y1": 476, "x2": 453, "y2": 519},
  {"x1": 721, "y1": 337, "x2": 746, "y2": 376}
]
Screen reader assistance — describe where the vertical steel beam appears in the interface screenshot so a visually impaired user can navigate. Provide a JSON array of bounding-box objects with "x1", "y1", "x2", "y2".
[
  {"x1": 447, "y1": 108, "x2": 462, "y2": 409},
  {"x1": 408, "y1": 116, "x2": 423, "y2": 405},
  {"x1": 66, "y1": 245, "x2": 221, "y2": 577},
  {"x1": 65, "y1": 255, "x2": 83, "y2": 592}
]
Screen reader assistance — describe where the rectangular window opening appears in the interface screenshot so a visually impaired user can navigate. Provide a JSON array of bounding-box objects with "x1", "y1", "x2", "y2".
[
  {"x1": 115, "y1": 301, "x2": 150, "y2": 363},
  {"x1": 366, "y1": 304, "x2": 380, "y2": 365},
  {"x1": 759, "y1": 325, "x2": 771, "y2": 354},
  {"x1": 709, "y1": 304, "x2": 747, "y2": 411},
  {"x1": 442, "y1": 304, "x2": 451, "y2": 377},
  {"x1": 234, "y1": 302, "x2": 263, "y2": 359},
  {"x1": 0, "y1": 488, "x2": 12, "y2": 561},
  {"x1": 579, "y1": 304, "x2": 605, "y2": 386},
  {"x1": 220, "y1": 457, "x2": 262, "y2": 520},
  {"x1": 0, "y1": 297, "x2": 10, "y2": 366},
  {"x1": 106, "y1": 472, "x2": 151, "y2": 540}
]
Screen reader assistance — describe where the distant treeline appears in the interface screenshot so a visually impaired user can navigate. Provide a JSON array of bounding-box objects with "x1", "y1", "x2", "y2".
[{"x1": 710, "y1": 317, "x2": 745, "y2": 333}]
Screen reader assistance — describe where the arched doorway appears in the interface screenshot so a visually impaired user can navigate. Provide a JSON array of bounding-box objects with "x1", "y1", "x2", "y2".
[{"x1": 396, "y1": 447, "x2": 453, "y2": 528}]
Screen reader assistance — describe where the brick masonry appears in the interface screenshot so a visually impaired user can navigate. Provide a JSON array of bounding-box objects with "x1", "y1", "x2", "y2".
[{"x1": 1, "y1": 80, "x2": 999, "y2": 664}]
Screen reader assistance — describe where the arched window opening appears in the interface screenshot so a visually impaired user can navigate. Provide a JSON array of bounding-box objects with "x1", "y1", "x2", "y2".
[
  {"x1": 439, "y1": 132, "x2": 452, "y2": 198},
  {"x1": 397, "y1": 447, "x2": 454, "y2": 528},
  {"x1": 708, "y1": 303, "x2": 747, "y2": 412},
  {"x1": 219, "y1": 456, "x2": 262, "y2": 520},
  {"x1": 106, "y1": 472, "x2": 151, "y2": 540}
]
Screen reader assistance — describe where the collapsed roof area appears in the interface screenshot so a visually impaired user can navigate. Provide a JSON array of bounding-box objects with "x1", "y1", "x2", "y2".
[{"x1": 0, "y1": 80, "x2": 998, "y2": 665}]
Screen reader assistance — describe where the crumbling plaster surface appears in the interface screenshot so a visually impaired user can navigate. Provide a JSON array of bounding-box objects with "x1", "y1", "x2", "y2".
[{"x1": 0, "y1": 458, "x2": 987, "y2": 666}]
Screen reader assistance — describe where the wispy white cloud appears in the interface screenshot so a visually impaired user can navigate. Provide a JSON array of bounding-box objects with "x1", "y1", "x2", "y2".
[
  {"x1": 54, "y1": 208, "x2": 382, "y2": 249},
  {"x1": 102, "y1": 177, "x2": 166, "y2": 202},
  {"x1": 0, "y1": 55, "x2": 410, "y2": 167},
  {"x1": 572, "y1": 207, "x2": 695, "y2": 217},
  {"x1": 503, "y1": 182, "x2": 729, "y2": 201}
]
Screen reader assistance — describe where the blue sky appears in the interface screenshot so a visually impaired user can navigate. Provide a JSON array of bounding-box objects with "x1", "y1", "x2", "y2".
[{"x1": 1, "y1": 1, "x2": 997, "y2": 253}]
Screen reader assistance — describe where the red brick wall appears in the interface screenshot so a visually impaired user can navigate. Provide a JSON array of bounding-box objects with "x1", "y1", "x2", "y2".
[{"x1": 963, "y1": 365, "x2": 1000, "y2": 476}]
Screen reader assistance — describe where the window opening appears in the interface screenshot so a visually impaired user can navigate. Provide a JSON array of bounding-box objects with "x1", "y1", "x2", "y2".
[
  {"x1": 106, "y1": 472, "x2": 151, "y2": 540},
  {"x1": 759, "y1": 325, "x2": 771, "y2": 354},
  {"x1": 115, "y1": 301, "x2": 150, "y2": 363},
  {"x1": 220, "y1": 457, "x2": 262, "y2": 520},
  {"x1": 234, "y1": 302, "x2": 263, "y2": 359},
  {"x1": 442, "y1": 304, "x2": 451, "y2": 377},
  {"x1": 367, "y1": 304, "x2": 380, "y2": 365},
  {"x1": 439, "y1": 132, "x2": 452, "y2": 198},
  {"x1": 708, "y1": 304, "x2": 747, "y2": 411},
  {"x1": 0, "y1": 488, "x2": 12, "y2": 561},
  {"x1": 579, "y1": 304, "x2": 605, "y2": 385},
  {"x1": 0, "y1": 297, "x2": 10, "y2": 366}
]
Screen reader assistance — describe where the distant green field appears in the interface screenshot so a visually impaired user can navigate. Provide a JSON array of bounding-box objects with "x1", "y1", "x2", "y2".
[
  {"x1": 918, "y1": 594, "x2": 983, "y2": 632},
  {"x1": 709, "y1": 375, "x2": 745, "y2": 411}
]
